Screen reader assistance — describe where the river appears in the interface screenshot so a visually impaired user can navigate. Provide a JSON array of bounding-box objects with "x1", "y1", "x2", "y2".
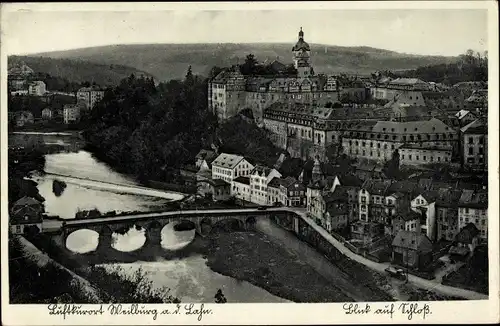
[
  {"x1": 11, "y1": 132, "x2": 290, "y2": 303},
  {"x1": 12, "y1": 132, "x2": 389, "y2": 303}
]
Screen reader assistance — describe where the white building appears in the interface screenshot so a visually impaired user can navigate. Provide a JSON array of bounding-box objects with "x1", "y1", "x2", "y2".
[
  {"x1": 28, "y1": 81, "x2": 47, "y2": 96},
  {"x1": 232, "y1": 176, "x2": 251, "y2": 202},
  {"x1": 458, "y1": 189, "x2": 488, "y2": 240},
  {"x1": 411, "y1": 192, "x2": 437, "y2": 242},
  {"x1": 77, "y1": 86, "x2": 105, "y2": 110},
  {"x1": 250, "y1": 165, "x2": 282, "y2": 205},
  {"x1": 63, "y1": 104, "x2": 81, "y2": 124},
  {"x1": 211, "y1": 153, "x2": 254, "y2": 184}
]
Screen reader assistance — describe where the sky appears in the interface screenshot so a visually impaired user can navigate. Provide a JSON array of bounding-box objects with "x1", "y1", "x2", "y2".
[{"x1": 2, "y1": 5, "x2": 489, "y2": 56}]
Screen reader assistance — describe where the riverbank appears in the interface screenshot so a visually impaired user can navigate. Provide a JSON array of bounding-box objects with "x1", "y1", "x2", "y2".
[{"x1": 198, "y1": 230, "x2": 356, "y2": 303}]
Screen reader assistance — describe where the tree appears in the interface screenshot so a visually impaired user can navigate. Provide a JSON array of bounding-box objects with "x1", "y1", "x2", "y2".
[
  {"x1": 383, "y1": 149, "x2": 400, "y2": 179},
  {"x1": 209, "y1": 66, "x2": 224, "y2": 79},
  {"x1": 185, "y1": 65, "x2": 194, "y2": 88},
  {"x1": 240, "y1": 54, "x2": 258, "y2": 75}
]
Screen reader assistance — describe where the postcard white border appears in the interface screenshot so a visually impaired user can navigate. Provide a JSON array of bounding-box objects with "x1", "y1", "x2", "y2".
[{"x1": 1, "y1": 1, "x2": 499, "y2": 325}]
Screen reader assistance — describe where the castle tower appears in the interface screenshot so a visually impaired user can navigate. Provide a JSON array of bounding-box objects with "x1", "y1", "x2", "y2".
[{"x1": 292, "y1": 27, "x2": 312, "y2": 78}]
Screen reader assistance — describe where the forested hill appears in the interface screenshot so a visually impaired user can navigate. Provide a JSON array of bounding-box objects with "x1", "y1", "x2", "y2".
[
  {"x1": 8, "y1": 55, "x2": 155, "y2": 86},
  {"x1": 83, "y1": 69, "x2": 284, "y2": 182},
  {"x1": 32, "y1": 43, "x2": 458, "y2": 81},
  {"x1": 395, "y1": 50, "x2": 488, "y2": 85}
]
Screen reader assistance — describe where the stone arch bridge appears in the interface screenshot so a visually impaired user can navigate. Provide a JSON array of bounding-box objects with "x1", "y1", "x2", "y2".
[{"x1": 60, "y1": 208, "x2": 300, "y2": 246}]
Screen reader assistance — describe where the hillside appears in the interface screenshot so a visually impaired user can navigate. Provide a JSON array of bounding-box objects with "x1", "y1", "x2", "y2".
[
  {"x1": 32, "y1": 43, "x2": 458, "y2": 82},
  {"x1": 8, "y1": 55, "x2": 155, "y2": 86}
]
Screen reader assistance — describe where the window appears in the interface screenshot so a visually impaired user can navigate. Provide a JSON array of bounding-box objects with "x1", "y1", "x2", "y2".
[
  {"x1": 409, "y1": 155, "x2": 412, "y2": 160},
  {"x1": 423, "y1": 156, "x2": 426, "y2": 161},
  {"x1": 416, "y1": 156, "x2": 419, "y2": 161},
  {"x1": 468, "y1": 147, "x2": 474, "y2": 155},
  {"x1": 468, "y1": 137, "x2": 474, "y2": 144},
  {"x1": 402, "y1": 154, "x2": 405, "y2": 159}
]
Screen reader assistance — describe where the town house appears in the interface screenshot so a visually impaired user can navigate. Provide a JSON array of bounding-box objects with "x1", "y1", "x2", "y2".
[
  {"x1": 211, "y1": 153, "x2": 254, "y2": 184},
  {"x1": 391, "y1": 230, "x2": 433, "y2": 270},
  {"x1": 250, "y1": 165, "x2": 282, "y2": 205},
  {"x1": 458, "y1": 189, "x2": 488, "y2": 240}
]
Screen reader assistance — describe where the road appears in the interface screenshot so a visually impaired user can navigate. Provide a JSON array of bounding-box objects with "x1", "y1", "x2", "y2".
[
  {"x1": 64, "y1": 207, "x2": 283, "y2": 226},
  {"x1": 288, "y1": 208, "x2": 488, "y2": 300}
]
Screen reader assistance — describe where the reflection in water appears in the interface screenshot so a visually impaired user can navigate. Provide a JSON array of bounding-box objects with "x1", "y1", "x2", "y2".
[
  {"x1": 112, "y1": 227, "x2": 146, "y2": 252},
  {"x1": 33, "y1": 149, "x2": 179, "y2": 219},
  {"x1": 161, "y1": 223, "x2": 196, "y2": 251},
  {"x1": 66, "y1": 229, "x2": 99, "y2": 253},
  {"x1": 14, "y1": 133, "x2": 291, "y2": 303},
  {"x1": 44, "y1": 151, "x2": 136, "y2": 185},
  {"x1": 35, "y1": 176, "x2": 168, "y2": 219}
]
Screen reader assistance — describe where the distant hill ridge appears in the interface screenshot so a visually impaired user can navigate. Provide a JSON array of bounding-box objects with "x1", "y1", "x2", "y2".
[
  {"x1": 8, "y1": 55, "x2": 155, "y2": 87},
  {"x1": 31, "y1": 43, "x2": 459, "y2": 82}
]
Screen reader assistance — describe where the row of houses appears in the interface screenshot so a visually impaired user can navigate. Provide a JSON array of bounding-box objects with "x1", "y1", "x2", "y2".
[
  {"x1": 262, "y1": 100, "x2": 487, "y2": 171},
  {"x1": 194, "y1": 150, "x2": 306, "y2": 208},
  {"x1": 9, "y1": 86, "x2": 106, "y2": 126},
  {"x1": 191, "y1": 148, "x2": 487, "y2": 270}
]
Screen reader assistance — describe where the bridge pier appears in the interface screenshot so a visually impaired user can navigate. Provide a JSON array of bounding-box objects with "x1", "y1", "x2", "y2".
[{"x1": 97, "y1": 226, "x2": 113, "y2": 251}]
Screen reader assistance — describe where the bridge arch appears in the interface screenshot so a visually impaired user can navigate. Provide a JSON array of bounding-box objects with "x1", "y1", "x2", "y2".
[
  {"x1": 212, "y1": 217, "x2": 245, "y2": 233},
  {"x1": 245, "y1": 216, "x2": 257, "y2": 230},
  {"x1": 173, "y1": 219, "x2": 196, "y2": 232}
]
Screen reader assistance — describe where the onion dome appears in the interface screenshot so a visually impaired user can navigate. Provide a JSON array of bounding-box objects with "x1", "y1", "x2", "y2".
[{"x1": 292, "y1": 27, "x2": 311, "y2": 51}]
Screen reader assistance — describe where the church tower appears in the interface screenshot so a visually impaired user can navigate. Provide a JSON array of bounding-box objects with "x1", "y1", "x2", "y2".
[{"x1": 292, "y1": 27, "x2": 312, "y2": 78}]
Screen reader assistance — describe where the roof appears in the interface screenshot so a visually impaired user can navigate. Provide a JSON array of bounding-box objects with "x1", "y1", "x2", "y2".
[
  {"x1": 392, "y1": 230, "x2": 433, "y2": 252},
  {"x1": 10, "y1": 206, "x2": 43, "y2": 224},
  {"x1": 330, "y1": 186, "x2": 349, "y2": 201},
  {"x1": 416, "y1": 190, "x2": 439, "y2": 203},
  {"x1": 251, "y1": 165, "x2": 281, "y2": 179},
  {"x1": 455, "y1": 109, "x2": 473, "y2": 120},
  {"x1": 461, "y1": 119, "x2": 487, "y2": 134},
  {"x1": 455, "y1": 223, "x2": 480, "y2": 244},
  {"x1": 78, "y1": 86, "x2": 105, "y2": 92},
  {"x1": 264, "y1": 102, "x2": 336, "y2": 120},
  {"x1": 233, "y1": 176, "x2": 250, "y2": 185},
  {"x1": 362, "y1": 179, "x2": 392, "y2": 195},
  {"x1": 212, "y1": 179, "x2": 230, "y2": 187},
  {"x1": 268, "y1": 177, "x2": 283, "y2": 189},
  {"x1": 435, "y1": 189, "x2": 462, "y2": 207},
  {"x1": 12, "y1": 196, "x2": 42, "y2": 208},
  {"x1": 212, "y1": 68, "x2": 244, "y2": 84},
  {"x1": 389, "y1": 78, "x2": 428, "y2": 85},
  {"x1": 292, "y1": 28, "x2": 311, "y2": 51},
  {"x1": 458, "y1": 189, "x2": 488, "y2": 209},
  {"x1": 397, "y1": 209, "x2": 422, "y2": 222},
  {"x1": 387, "y1": 180, "x2": 418, "y2": 195},
  {"x1": 336, "y1": 174, "x2": 363, "y2": 187},
  {"x1": 212, "y1": 153, "x2": 245, "y2": 169},
  {"x1": 280, "y1": 176, "x2": 303, "y2": 190},
  {"x1": 372, "y1": 118, "x2": 453, "y2": 134},
  {"x1": 196, "y1": 149, "x2": 217, "y2": 165}
]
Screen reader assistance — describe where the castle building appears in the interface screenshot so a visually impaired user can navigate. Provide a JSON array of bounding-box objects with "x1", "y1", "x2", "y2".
[
  {"x1": 341, "y1": 118, "x2": 458, "y2": 165},
  {"x1": 208, "y1": 28, "x2": 367, "y2": 123}
]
